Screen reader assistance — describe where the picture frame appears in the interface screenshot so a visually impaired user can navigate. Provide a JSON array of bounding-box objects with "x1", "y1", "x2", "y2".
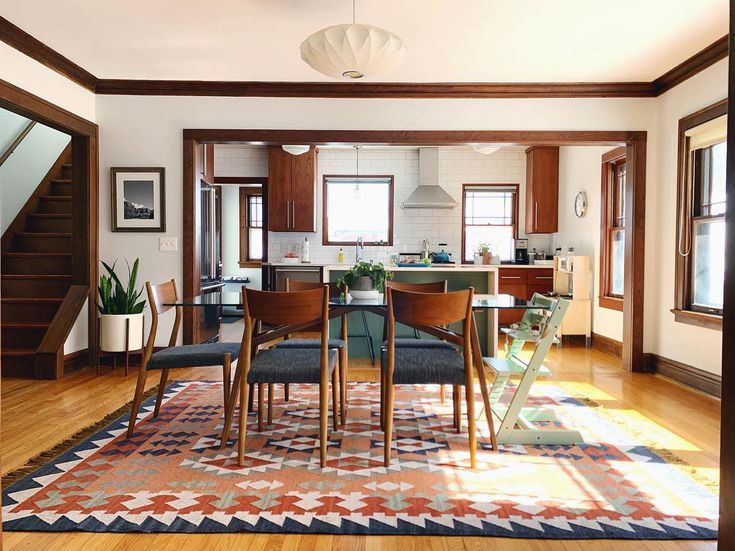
[{"x1": 111, "y1": 167, "x2": 166, "y2": 232}]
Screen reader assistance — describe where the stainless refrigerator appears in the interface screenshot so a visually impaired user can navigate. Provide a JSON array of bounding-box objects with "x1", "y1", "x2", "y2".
[{"x1": 199, "y1": 182, "x2": 223, "y2": 342}]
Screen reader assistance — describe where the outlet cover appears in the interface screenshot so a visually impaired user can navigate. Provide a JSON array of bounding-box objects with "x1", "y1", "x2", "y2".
[{"x1": 159, "y1": 237, "x2": 178, "y2": 252}]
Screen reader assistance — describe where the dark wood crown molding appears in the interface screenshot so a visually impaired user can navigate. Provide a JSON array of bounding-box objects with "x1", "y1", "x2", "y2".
[
  {"x1": 653, "y1": 36, "x2": 729, "y2": 95},
  {"x1": 0, "y1": 16, "x2": 98, "y2": 91},
  {"x1": 0, "y1": 14, "x2": 727, "y2": 99}
]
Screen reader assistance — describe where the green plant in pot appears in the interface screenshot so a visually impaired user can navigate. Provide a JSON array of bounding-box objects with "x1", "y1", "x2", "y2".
[
  {"x1": 98, "y1": 258, "x2": 147, "y2": 353},
  {"x1": 474, "y1": 242, "x2": 493, "y2": 265},
  {"x1": 337, "y1": 261, "x2": 394, "y2": 299}
]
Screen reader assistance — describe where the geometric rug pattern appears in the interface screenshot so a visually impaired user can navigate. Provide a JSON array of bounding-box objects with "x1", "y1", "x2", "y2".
[{"x1": 2, "y1": 381, "x2": 718, "y2": 538}]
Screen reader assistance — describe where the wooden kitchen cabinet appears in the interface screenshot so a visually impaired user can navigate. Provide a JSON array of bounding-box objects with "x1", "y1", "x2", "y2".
[
  {"x1": 200, "y1": 143, "x2": 215, "y2": 185},
  {"x1": 498, "y1": 267, "x2": 554, "y2": 327},
  {"x1": 267, "y1": 146, "x2": 317, "y2": 232},
  {"x1": 525, "y1": 146, "x2": 559, "y2": 234}
]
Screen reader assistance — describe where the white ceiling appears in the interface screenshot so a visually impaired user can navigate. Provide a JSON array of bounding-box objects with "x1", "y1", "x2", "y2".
[{"x1": 3, "y1": 0, "x2": 728, "y2": 82}]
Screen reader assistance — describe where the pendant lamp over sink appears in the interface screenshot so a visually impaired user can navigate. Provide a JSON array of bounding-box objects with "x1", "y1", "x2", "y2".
[{"x1": 300, "y1": 0, "x2": 406, "y2": 80}]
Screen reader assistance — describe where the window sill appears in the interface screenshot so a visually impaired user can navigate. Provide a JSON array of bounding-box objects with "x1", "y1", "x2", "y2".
[
  {"x1": 671, "y1": 309, "x2": 722, "y2": 331},
  {"x1": 238, "y1": 261, "x2": 262, "y2": 268},
  {"x1": 599, "y1": 296, "x2": 623, "y2": 312}
]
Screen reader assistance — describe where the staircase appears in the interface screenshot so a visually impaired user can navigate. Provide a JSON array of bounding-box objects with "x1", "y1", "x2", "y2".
[{"x1": 1, "y1": 147, "x2": 73, "y2": 377}]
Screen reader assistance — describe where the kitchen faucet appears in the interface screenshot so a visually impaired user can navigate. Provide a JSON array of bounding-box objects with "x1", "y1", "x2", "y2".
[{"x1": 356, "y1": 236, "x2": 364, "y2": 263}]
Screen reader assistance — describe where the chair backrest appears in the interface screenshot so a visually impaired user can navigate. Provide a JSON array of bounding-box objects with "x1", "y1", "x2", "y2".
[
  {"x1": 388, "y1": 287, "x2": 474, "y2": 333},
  {"x1": 285, "y1": 278, "x2": 344, "y2": 299},
  {"x1": 244, "y1": 286, "x2": 328, "y2": 334},
  {"x1": 142, "y1": 279, "x2": 182, "y2": 366},
  {"x1": 507, "y1": 295, "x2": 569, "y2": 373},
  {"x1": 385, "y1": 279, "x2": 447, "y2": 293}
]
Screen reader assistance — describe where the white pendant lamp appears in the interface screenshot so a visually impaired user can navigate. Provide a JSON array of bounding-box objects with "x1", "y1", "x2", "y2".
[
  {"x1": 282, "y1": 145, "x2": 310, "y2": 156},
  {"x1": 471, "y1": 145, "x2": 501, "y2": 155},
  {"x1": 300, "y1": 0, "x2": 406, "y2": 80}
]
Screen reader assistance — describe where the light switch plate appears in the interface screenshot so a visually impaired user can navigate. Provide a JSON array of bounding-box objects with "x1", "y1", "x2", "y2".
[{"x1": 159, "y1": 237, "x2": 178, "y2": 252}]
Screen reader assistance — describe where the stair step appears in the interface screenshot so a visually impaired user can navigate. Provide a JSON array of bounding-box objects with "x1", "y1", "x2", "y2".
[
  {"x1": 13, "y1": 232, "x2": 71, "y2": 252},
  {"x1": 1, "y1": 274, "x2": 72, "y2": 297},
  {"x1": 38, "y1": 196, "x2": 71, "y2": 214},
  {"x1": 1, "y1": 348, "x2": 38, "y2": 377},
  {"x1": 26, "y1": 213, "x2": 72, "y2": 233},
  {"x1": 1, "y1": 297, "x2": 63, "y2": 322},
  {"x1": 2, "y1": 322, "x2": 50, "y2": 349},
  {"x1": 1, "y1": 252, "x2": 72, "y2": 274},
  {"x1": 50, "y1": 179, "x2": 72, "y2": 196}
]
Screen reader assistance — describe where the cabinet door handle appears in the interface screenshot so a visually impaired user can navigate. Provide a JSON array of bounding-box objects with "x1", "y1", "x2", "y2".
[
  {"x1": 291, "y1": 201, "x2": 296, "y2": 228},
  {"x1": 286, "y1": 201, "x2": 290, "y2": 229},
  {"x1": 535, "y1": 276, "x2": 553, "y2": 279},
  {"x1": 534, "y1": 202, "x2": 538, "y2": 230},
  {"x1": 501, "y1": 276, "x2": 522, "y2": 279},
  {"x1": 274, "y1": 268, "x2": 321, "y2": 274}
]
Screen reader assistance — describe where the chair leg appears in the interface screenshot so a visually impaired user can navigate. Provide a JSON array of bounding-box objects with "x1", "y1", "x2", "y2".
[
  {"x1": 267, "y1": 383, "x2": 273, "y2": 425},
  {"x1": 454, "y1": 385, "x2": 462, "y2": 433},
  {"x1": 339, "y1": 346, "x2": 347, "y2": 426},
  {"x1": 238, "y1": 368, "x2": 250, "y2": 466},
  {"x1": 152, "y1": 368, "x2": 169, "y2": 418},
  {"x1": 258, "y1": 383, "x2": 265, "y2": 431},
  {"x1": 466, "y1": 379, "x2": 477, "y2": 469},
  {"x1": 331, "y1": 367, "x2": 339, "y2": 431},
  {"x1": 127, "y1": 365, "x2": 149, "y2": 438},
  {"x1": 440, "y1": 384, "x2": 446, "y2": 404},
  {"x1": 247, "y1": 383, "x2": 255, "y2": 412},
  {"x1": 222, "y1": 354, "x2": 231, "y2": 412},
  {"x1": 384, "y1": 380, "x2": 395, "y2": 467},
  {"x1": 379, "y1": 355, "x2": 385, "y2": 430},
  {"x1": 220, "y1": 363, "x2": 243, "y2": 450},
  {"x1": 284, "y1": 383, "x2": 290, "y2": 402},
  {"x1": 319, "y1": 380, "x2": 329, "y2": 468}
]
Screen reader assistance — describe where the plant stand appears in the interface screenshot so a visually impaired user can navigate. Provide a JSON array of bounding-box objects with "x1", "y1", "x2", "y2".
[{"x1": 96, "y1": 315, "x2": 145, "y2": 376}]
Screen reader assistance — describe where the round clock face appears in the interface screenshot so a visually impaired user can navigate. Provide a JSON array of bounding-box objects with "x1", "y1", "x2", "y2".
[{"x1": 574, "y1": 191, "x2": 587, "y2": 218}]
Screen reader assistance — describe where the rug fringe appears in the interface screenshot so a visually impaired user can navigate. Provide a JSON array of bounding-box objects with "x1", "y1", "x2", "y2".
[{"x1": 2, "y1": 385, "x2": 161, "y2": 488}]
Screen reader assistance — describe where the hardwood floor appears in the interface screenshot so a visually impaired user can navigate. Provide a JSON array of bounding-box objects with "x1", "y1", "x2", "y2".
[{"x1": 1, "y1": 327, "x2": 720, "y2": 550}]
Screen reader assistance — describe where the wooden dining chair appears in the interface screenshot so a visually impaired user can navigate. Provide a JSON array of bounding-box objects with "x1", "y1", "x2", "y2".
[
  {"x1": 383, "y1": 287, "x2": 477, "y2": 468},
  {"x1": 221, "y1": 286, "x2": 339, "y2": 468},
  {"x1": 380, "y1": 280, "x2": 454, "y2": 426},
  {"x1": 276, "y1": 279, "x2": 348, "y2": 425},
  {"x1": 126, "y1": 279, "x2": 241, "y2": 437}
]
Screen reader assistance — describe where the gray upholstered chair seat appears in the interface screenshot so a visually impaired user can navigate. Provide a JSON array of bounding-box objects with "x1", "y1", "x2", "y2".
[
  {"x1": 382, "y1": 348, "x2": 467, "y2": 385},
  {"x1": 275, "y1": 338, "x2": 345, "y2": 349},
  {"x1": 247, "y1": 348, "x2": 338, "y2": 384},
  {"x1": 381, "y1": 338, "x2": 456, "y2": 350},
  {"x1": 146, "y1": 342, "x2": 241, "y2": 371}
]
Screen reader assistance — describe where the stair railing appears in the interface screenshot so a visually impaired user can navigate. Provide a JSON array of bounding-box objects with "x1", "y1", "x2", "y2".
[{"x1": 0, "y1": 121, "x2": 37, "y2": 168}]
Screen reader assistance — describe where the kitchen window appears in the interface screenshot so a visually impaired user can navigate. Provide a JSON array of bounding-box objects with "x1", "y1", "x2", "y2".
[
  {"x1": 462, "y1": 184, "x2": 518, "y2": 262},
  {"x1": 239, "y1": 186, "x2": 264, "y2": 266},
  {"x1": 599, "y1": 148, "x2": 626, "y2": 311},
  {"x1": 322, "y1": 175, "x2": 393, "y2": 245},
  {"x1": 674, "y1": 100, "x2": 727, "y2": 329}
]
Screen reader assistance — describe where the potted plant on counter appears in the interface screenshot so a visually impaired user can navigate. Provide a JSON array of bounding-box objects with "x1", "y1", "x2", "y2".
[
  {"x1": 475, "y1": 243, "x2": 492, "y2": 265},
  {"x1": 98, "y1": 258, "x2": 146, "y2": 353},
  {"x1": 337, "y1": 261, "x2": 393, "y2": 299}
]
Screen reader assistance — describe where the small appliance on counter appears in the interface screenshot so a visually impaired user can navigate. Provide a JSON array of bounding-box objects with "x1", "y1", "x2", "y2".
[
  {"x1": 514, "y1": 238, "x2": 529, "y2": 265},
  {"x1": 429, "y1": 243, "x2": 454, "y2": 265}
]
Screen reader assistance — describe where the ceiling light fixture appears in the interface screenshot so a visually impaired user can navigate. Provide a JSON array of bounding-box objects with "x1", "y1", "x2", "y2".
[
  {"x1": 471, "y1": 145, "x2": 501, "y2": 155},
  {"x1": 300, "y1": 0, "x2": 406, "y2": 80},
  {"x1": 282, "y1": 145, "x2": 310, "y2": 156}
]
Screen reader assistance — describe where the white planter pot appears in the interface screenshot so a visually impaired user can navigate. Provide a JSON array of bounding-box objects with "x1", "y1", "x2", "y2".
[
  {"x1": 99, "y1": 313, "x2": 144, "y2": 352},
  {"x1": 474, "y1": 255, "x2": 483, "y2": 265},
  {"x1": 490, "y1": 255, "x2": 501, "y2": 265}
]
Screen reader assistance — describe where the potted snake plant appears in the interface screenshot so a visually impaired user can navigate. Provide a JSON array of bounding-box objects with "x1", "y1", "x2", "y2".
[
  {"x1": 98, "y1": 258, "x2": 146, "y2": 352},
  {"x1": 337, "y1": 261, "x2": 393, "y2": 299}
]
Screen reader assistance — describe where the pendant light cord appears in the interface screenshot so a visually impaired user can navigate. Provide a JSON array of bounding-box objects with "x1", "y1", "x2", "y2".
[{"x1": 352, "y1": 0, "x2": 356, "y2": 24}]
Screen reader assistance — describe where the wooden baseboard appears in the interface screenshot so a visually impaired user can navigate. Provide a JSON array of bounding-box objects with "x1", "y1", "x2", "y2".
[
  {"x1": 591, "y1": 333, "x2": 622, "y2": 358},
  {"x1": 647, "y1": 353, "x2": 721, "y2": 398}
]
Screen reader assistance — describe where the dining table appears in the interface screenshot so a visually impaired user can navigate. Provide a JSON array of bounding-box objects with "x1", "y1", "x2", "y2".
[{"x1": 167, "y1": 291, "x2": 546, "y2": 450}]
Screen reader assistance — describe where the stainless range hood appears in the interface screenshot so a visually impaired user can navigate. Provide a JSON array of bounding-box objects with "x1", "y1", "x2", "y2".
[{"x1": 403, "y1": 147, "x2": 458, "y2": 209}]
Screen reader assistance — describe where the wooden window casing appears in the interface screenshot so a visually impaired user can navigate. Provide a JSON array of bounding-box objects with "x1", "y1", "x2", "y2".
[
  {"x1": 239, "y1": 186, "x2": 264, "y2": 267},
  {"x1": 461, "y1": 183, "x2": 519, "y2": 263},
  {"x1": 599, "y1": 147, "x2": 626, "y2": 311}
]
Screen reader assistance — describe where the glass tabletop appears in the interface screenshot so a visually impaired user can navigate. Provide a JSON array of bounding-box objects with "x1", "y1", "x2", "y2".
[{"x1": 166, "y1": 291, "x2": 543, "y2": 310}]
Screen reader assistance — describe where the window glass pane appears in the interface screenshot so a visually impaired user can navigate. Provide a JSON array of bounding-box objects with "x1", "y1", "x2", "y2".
[
  {"x1": 692, "y1": 218, "x2": 725, "y2": 311},
  {"x1": 248, "y1": 228, "x2": 263, "y2": 260},
  {"x1": 709, "y1": 142, "x2": 727, "y2": 216},
  {"x1": 326, "y1": 178, "x2": 391, "y2": 243},
  {"x1": 464, "y1": 226, "x2": 514, "y2": 262},
  {"x1": 610, "y1": 230, "x2": 624, "y2": 296},
  {"x1": 248, "y1": 195, "x2": 262, "y2": 228},
  {"x1": 465, "y1": 190, "x2": 514, "y2": 225}
]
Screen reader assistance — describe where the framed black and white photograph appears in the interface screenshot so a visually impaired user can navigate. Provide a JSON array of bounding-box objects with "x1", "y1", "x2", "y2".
[{"x1": 111, "y1": 167, "x2": 166, "y2": 232}]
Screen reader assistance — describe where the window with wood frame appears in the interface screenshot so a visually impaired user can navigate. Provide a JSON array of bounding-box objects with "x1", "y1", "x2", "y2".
[
  {"x1": 239, "y1": 186, "x2": 263, "y2": 266},
  {"x1": 599, "y1": 148, "x2": 626, "y2": 311},
  {"x1": 462, "y1": 184, "x2": 518, "y2": 263},
  {"x1": 674, "y1": 100, "x2": 727, "y2": 330},
  {"x1": 322, "y1": 175, "x2": 393, "y2": 245}
]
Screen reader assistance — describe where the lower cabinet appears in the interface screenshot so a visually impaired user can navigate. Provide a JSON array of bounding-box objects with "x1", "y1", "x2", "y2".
[
  {"x1": 498, "y1": 268, "x2": 553, "y2": 327},
  {"x1": 263, "y1": 265, "x2": 323, "y2": 291}
]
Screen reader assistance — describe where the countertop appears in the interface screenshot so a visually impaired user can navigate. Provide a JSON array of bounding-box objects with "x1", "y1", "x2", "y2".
[{"x1": 266, "y1": 262, "x2": 554, "y2": 269}]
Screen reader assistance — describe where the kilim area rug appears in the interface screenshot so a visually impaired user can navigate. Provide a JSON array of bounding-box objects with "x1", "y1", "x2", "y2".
[{"x1": 2, "y1": 381, "x2": 718, "y2": 538}]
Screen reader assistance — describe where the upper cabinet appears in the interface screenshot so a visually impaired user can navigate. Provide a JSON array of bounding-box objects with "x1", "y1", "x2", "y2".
[
  {"x1": 200, "y1": 143, "x2": 215, "y2": 185},
  {"x1": 267, "y1": 146, "x2": 317, "y2": 232},
  {"x1": 525, "y1": 146, "x2": 559, "y2": 234}
]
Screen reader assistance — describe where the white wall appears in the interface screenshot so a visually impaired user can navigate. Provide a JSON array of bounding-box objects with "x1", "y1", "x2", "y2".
[
  {"x1": 648, "y1": 59, "x2": 728, "y2": 374},
  {"x1": 0, "y1": 42, "x2": 95, "y2": 122},
  {"x1": 219, "y1": 184, "x2": 262, "y2": 289},
  {"x1": 96, "y1": 94, "x2": 654, "y2": 346},
  {"x1": 0, "y1": 112, "x2": 71, "y2": 234},
  {"x1": 555, "y1": 146, "x2": 624, "y2": 342}
]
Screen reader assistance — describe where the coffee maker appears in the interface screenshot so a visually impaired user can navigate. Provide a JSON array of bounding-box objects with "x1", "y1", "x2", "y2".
[{"x1": 514, "y1": 238, "x2": 529, "y2": 264}]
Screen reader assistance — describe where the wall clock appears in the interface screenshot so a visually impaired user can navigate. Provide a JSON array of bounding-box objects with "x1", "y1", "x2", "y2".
[{"x1": 574, "y1": 191, "x2": 587, "y2": 218}]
